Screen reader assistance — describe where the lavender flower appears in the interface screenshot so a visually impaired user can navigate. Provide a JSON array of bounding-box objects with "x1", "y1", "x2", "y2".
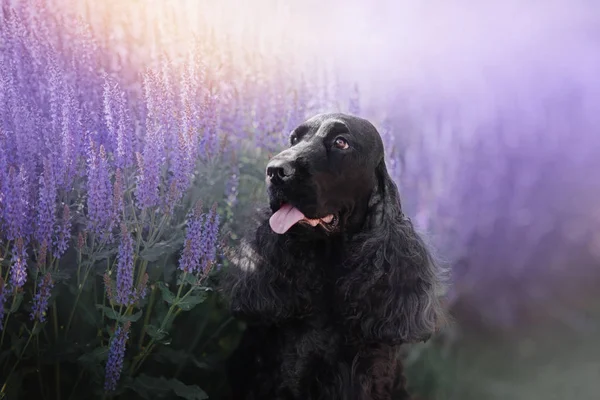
[
  {"x1": 30, "y1": 272, "x2": 53, "y2": 323},
  {"x1": 2, "y1": 166, "x2": 30, "y2": 241},
  {"x1": 104, "y1": 321, "x2": 131, "y2": 393},
  {"x1": 135, "y1": 69, "x2": 165, "y2": 211},
  {"x1": 199, "y1": 89, "x2": 220, "y2": 159},
  {"x1": 10, "y1": 237, "x2": 27, "y2": 288},
  {"x1": 113, "y1": 168, "x2": 124, "y2": 222},
  {"x1": 103, "y1": 273, "x2": 115, "y2": 304},
  {"x1": 135, "y1": 148, "x2": 159, "y2": 211},
  {"x1": 37, "y1": 240, "x2": 48, "y2": 270},
  {"x1": 133, "y1": 272, "x2": 149, "y2": 304},
  {"x1": 59, "y1": 84, "x2": 83, "y2": 189},
  {"x1": 179, "y1": 201, "x2": 205, "y2": 274},
  {"x1": 200, "y1": 204, "x2": 220, "y2": 272},
  {"x1": 115, "y1": 224, "x2": 134, "y2": 306},
  {"x1": 35, "y1": 158, "x2": 57, "y2": 247},
  {"x1": 104, "y1": 74, "x2": 133, "y2": 169},
  {"x1": 86, "y1": 141, "x2": 114, "y2": 241},
  {"x1": 53, "y1": 204, "x2": 71, "y2": 259}
]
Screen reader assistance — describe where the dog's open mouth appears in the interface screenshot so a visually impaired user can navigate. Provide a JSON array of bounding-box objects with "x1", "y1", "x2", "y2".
[{"x1": 269, "y1": 203, "x2": 338, "y2": 234}]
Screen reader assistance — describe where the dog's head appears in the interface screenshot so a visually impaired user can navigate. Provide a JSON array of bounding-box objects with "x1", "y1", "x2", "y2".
[{"x1": 266, "y1": 112, "x2": 386, "y2": 235}]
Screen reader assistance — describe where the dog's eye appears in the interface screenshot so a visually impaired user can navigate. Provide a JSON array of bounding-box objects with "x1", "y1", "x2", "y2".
[
  {"x1": 290, "y1": 134, "x2": 299, "y2": 146},
  {"x1": 334, "y1": 137, "x2": 349, "y2": 150}
]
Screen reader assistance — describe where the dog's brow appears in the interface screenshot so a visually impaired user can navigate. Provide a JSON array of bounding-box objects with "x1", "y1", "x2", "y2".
[{"x1": 317, "y1": 120, "x2": 349, "y2": 137}]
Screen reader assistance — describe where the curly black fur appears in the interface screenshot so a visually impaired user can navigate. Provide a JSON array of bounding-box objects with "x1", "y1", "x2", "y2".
[{"x1": 222, "y1": 113, "x2": 447, "y2": 400}]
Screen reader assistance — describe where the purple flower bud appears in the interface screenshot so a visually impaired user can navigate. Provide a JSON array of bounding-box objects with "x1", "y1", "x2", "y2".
[
  {"x1": 104, "y1": 321, "x2": 131, "y2": 393},
  {"x1": 115, "y1": 224, "x2": 134, "y2": 306},
  {"x1": 30, "y1": 272, "x2": 53, "y2": 323},
  {"x1": 10, "y1": 237, "x2": 27, "y2": 288}
]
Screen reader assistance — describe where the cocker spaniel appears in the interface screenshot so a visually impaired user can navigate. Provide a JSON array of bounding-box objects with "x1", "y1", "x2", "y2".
[{"x1": 223, "y1": 113, "x2": 446, "y2": 400}]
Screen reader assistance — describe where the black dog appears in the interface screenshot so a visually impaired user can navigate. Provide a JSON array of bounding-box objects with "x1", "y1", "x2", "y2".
[{"x1": 223, "y1": 113, "x2": 446, "y2": 400}]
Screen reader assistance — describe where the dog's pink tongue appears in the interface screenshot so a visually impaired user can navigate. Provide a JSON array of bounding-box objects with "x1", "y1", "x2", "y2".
[{"x1": 269, "y1": 203, "x2": 305, "y2": 234}]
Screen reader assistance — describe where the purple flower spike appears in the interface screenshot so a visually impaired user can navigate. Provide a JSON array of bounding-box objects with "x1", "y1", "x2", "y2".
[
  {"x1": 134, "y1": 272, "x2": 149, "y2": 304},
  {"x1": 35, "y1": 158, "x2": 57, "y2": 247},
  {"x1": 53, "y1": 204, "x2": 71, "y2": 259},
  {"x1": 10, "y1": 237, "x2": 27, "y2": 288},
  {"x1": 2, "y1": 166, "x2": 30, "y2": 242},
  {"x1": 104, "y1": 321, "x2": 131, "y2": 393},
  {"x1": 104, "y1": 74, "x2": 133, "y2": 169},
  {"x1": 179, "y1": 201, "x2": 205, "y2": 274},
  {"x1": 113, "y1": 169, "x2": 124, "y2": 222},
  {"x1": 30, "y1": 272, "x2": 53, "y2": 323},
  {"x1": 115, "y1": 224, "x2": 134, "y2": 306},
  {"x1": 86, "y1": 141, "x2": 114, "y2": 241},
  {"x1": 201, "y1": 204, "x2": 220, "y2": 272}
]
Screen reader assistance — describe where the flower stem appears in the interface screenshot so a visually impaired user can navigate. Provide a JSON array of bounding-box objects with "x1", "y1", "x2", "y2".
[
  {"x1": 64, "y1": 263, "x2": 93, "y2": 338},
  {"x1": 53, "y1": 302, "x2": 61, "y2": 400},
  {"x1": 137, "y1": 284, "x2": 157, "y2": 350},
  {"x1": 129, "y1": 273, "x2": 192, "y2": 375},
  {"x1": 0, "y1": 322, "x2": 37, "y2": 395}
]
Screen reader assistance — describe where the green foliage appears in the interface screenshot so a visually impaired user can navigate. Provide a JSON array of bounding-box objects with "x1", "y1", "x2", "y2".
[{"x1": 0, "y1": 152, "x2": 258, "y2": 399}]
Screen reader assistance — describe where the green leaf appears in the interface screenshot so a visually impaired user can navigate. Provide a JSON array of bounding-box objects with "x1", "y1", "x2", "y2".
[
  {"x1": 126, "y1": 375, "x2": 208, "y2": 400},
  {"x1": 96, "y1": 305, "x2": 120, "y2": 321},
  {"x1": 168, "y1": 379, "x2": 209, "y2": 400},
  {"x1": 95, "y1": 305, "x2": 142, "y2": 324},
  {"x1": 177, "y1": 293, "x2": 207, "y2": 311},
  {"x1": 93, "y1": 247, "x2": 118, "y2": 261},
  {"x1": 123, "y1": 309, "x2": 143, "y2": 323},
  {"x1": 10, "y1": 292, "x2": 23, "y2": 313},
  {"x1": 78, "y1": 346, "x2": 109, "y2": 368},
  {"x1": 145, "y1": 324, "x2": 167, "y2": 341},
  {"x1": 140, "y1": 236, "x2": 183, "y2": 262},
  {"x1": 126, "y1": 374, "x2": 169, "y2": 399},
  {"x1": 156, "y1": 282, "x2": 176, "y2": 304},
  {"x1": 152, "y1": 347, "x2": 189, "y2": 365},
  {"x1": 50, "y1": 270, "x2": 71, "y2": 283},
  {"x1": 176, "y1": 272, "x2": 197, "y2": 286}
]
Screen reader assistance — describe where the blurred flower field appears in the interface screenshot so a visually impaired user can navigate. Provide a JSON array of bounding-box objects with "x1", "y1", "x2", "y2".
[{"x1": 1, "y1": 0, "x2": 600, "y2": 399}]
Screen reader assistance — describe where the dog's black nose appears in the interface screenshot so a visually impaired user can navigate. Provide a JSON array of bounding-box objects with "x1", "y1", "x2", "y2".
[{"x1": 266, "y1": 159, "x2": 295, "y2": 184}]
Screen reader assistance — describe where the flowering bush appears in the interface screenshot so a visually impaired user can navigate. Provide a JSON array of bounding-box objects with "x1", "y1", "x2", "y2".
[{"x1": 0, "y1": 1, "x2": 364, "y2": 398}]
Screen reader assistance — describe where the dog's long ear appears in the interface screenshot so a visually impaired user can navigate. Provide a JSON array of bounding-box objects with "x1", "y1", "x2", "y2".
[{"x1": 339, "y1": 159, "x2": 447, "y2": 344}]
